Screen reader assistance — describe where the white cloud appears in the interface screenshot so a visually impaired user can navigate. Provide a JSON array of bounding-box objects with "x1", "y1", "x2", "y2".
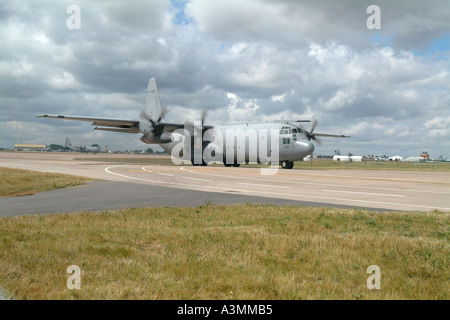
[
  {"x1": 425, "y1": 117, "x2": 450, "y2": 137},
  {"x1": 46, "y1": 72, "x2": 81, "y2": 90},
  {"x1": 0, "y1": 0, "x2": 449, "y2": 157},
  {"x1": 271, "y1": 94, "x2": 287, "y2": 103},
  {"x1": 225, "y1": 92, "x2": 260, "y2": 123}
]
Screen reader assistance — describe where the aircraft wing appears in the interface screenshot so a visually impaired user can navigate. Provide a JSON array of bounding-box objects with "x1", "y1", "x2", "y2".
[
  {"x1": 37, "y1": 114, "x2": 212, "y2": 134},
  {"x1": 37, "y1": 114, "x2": 139, "y2": 127},
  {"x1": 313, "y1": 133, "x2": 351, "y2": 138}
]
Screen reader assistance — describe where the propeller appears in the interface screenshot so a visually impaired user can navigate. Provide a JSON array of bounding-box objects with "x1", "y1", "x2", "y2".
[
  {"x1": 200, "y1": 109, "x2": 207, "y2": 124},
  {"x1": 139, "y1": 106, "x2": 169, "y2": 133},
  {"x1": 184, "y1": 110, "x2": 207, "y2": 132},
  {"x1": 292, "y1": 119, "x2": 322, "y2": 145}
]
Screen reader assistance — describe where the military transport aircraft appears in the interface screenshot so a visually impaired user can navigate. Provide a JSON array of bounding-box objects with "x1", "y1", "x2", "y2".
[
  {"x1": 38, "y1": 78, "x2": 349, "y2": 169},
  {"x1": 64, "y1": 137, "x2": 101, "y2": 154}
]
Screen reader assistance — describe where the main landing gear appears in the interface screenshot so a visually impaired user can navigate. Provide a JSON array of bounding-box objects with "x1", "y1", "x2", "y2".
[
  {"x1": 223, "y1": 159, "x2": 241, "y2": 167},
  {"x1": 281, "y1": 160, "x2": 294, "y2": 169},
  {"x1": 192, "y1": 159, "x2": 293, "y2": 169},
  {"x1": 224, "y1": 163, "x2": 240, "y2": 167},
  {"x1": 222, "y1": 160, "x2": 293, "y2": 169}
]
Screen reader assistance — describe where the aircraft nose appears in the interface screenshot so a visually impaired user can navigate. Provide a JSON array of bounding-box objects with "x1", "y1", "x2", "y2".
[{"x1": 294, "y1": 140, "x2": 315, "y2": 158}]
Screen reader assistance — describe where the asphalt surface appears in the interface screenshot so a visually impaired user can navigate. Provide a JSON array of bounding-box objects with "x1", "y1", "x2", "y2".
[
  {"x1": 1, "y1": 152, "x2": 449, "y2": 215},
  {"x1": 0, "y1": 179, "x2": 384, "y2": 216}
]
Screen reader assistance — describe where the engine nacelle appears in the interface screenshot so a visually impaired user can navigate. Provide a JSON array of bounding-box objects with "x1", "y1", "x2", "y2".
[
  {"x1": 140, "y1": 132, "x2": 172, "y2": 144},
  {"x1": 139, "y1": 120, "x2": 151, "y2": 133}
]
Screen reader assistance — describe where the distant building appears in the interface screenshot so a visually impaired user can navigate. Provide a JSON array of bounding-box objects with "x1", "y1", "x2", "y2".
[
  {"x1": 14, "y1": 144, "x2": 47, "y2": 152},
  {"x1": 420, "y1": 151, "x2": 429, "y2": 159},
  {"x1": 333, "y1": 155, "x2": 350, "y2": 162},
  {"x1": 332, "y1": 155, "x2": 365, "y2": 162},
  {"x1": 403, "y1": 156, "x2": 425, "y2": 162},
  {"x1": 389, "y1": 155, "x2": 404, "y2": 161},
  {"x1": 350, "y1": 156, "x2": 364, "y2": 162}
]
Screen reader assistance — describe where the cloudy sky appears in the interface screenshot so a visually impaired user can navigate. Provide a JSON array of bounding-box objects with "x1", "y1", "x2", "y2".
[{"x1": 1, "y1": 0, "x2": 449, "y2": 157}]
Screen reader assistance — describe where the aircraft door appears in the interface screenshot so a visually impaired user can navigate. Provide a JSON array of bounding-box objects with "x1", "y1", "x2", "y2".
[{"x1": 280, "y1": 127, "x2": 293, "y2": 159}]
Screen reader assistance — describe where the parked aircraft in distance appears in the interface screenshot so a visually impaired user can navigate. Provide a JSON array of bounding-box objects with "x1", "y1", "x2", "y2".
[
  {"x1": 38, "y1": 78, "x2": 349, "y2": 169},
  {"x1": 389, "y1": 155, "x2": 404, "y2": 161},
  {"x1": 64, "y1": 137, "x2": 101, "y2": 154}
]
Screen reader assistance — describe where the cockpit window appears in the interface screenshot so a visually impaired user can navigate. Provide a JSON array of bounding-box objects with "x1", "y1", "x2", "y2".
[{"x1": 280, "y1": 127, "x2": 297, "y2": 135}]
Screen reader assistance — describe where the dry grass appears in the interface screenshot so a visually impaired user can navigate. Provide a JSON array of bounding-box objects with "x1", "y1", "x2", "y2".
[
  {"x1": 0, "y1": 166, "x2": 91, "y2": 197},
  {"x1": 0, "y1": 204, "x2": 447, "y2": 300}
]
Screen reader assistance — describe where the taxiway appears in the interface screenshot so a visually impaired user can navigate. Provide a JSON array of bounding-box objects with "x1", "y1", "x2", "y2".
[{"x1": 1, "y1": 152, "x2": 449, "y2": 215}]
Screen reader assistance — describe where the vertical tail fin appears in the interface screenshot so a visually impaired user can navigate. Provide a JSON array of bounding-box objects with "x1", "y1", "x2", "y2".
[
  {"x1": 65, "y1": 137, "x2": 72, "y2": 149},
  {"x1": 145, "y1": 78, "x2": 162, "y2": 121}
]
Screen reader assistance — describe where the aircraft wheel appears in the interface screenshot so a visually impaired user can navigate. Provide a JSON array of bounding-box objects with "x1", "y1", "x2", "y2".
[
  {"x1": 193, "y1": 162, "x2": 208, "y2": 166},
  {"x1": 192, "y1": 156, "x2": 207, "y2": 166},
  {"x1": 223, "y1": 158, "x2": 234, "y2": 167},
  {"x1": 281, "y1": 161, "x2": 294, "y2": 169},
  {"x1": 224, "y1": 160, "x2": 240, "y2": 167}
]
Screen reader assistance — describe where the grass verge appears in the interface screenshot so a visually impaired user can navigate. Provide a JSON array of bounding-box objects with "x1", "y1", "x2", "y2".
[
  {"x1": 0, "y1": 204, "x2": 447, "y2": 299},
  {"x1": 0, "y1": 166, "x2": 91, "y2": 197}
]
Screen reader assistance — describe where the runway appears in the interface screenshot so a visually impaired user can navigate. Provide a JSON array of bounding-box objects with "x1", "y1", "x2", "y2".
[
  {"x1": 1, "y1": 152, "x2": 449, "y2": 214},
  {"x1": 105, "y1": 164, "x2": 450, "y2": 211}
]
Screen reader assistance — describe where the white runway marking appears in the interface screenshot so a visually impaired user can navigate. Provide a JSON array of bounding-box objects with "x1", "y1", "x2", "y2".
[
  {"x1": 106, "y1": 165, "x2": 158, "y2": 183},
  {"x1": 236, "y1": 182, "x2": 292, "y2": 189},
  {"x1": 182, "y1": 177, "x2": 211, "y2": 182},
  {"x1": 322, "y1": 189, "x2": 405, "y2": 197},
  {"x1": 156, "y1": 172, "x2": 173, "y2": 177},
  {"x1": 142, "y1": 166, "x2": 173, "y2": 177},
  {"x1": 104, "y1": 165, "x2": 450, "y2": 211},
  {"x1": 183, "y1": 168, "x2": 449, "y2": 195},
  {"x1": 106, "y1": 165, "x2": 233, "y2": 190}
]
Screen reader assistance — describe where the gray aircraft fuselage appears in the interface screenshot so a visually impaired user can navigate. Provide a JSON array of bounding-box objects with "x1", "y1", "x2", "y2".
[{"x1": 159, "y1": 122, "x2": 314, "y2": 166}]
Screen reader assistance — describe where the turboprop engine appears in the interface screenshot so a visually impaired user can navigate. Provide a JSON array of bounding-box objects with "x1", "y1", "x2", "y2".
[
  {"x1": 140, "y1": 132, "x2": 172, "y2": 144},
  {"x1": 138, "y1": 105, "x2": 172, "y2": 144}
]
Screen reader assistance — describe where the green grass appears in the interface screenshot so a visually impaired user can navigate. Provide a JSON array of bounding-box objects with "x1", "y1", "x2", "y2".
[
  {"x1": 0, "y1": 204, "x2": 447, "y2": 300},
  {"x1": 0, "y1": 166, "x2": 91, "y2": 197}
]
